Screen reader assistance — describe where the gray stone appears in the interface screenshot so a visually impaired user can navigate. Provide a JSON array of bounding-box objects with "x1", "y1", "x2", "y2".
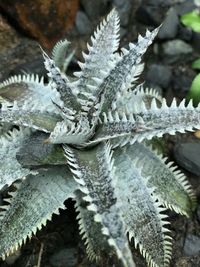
[
  {"x1": 174, "y1": 142, "x2": 200, "y2": 176},
  {"x1": 162, "y1": 39, "x2": 193, "y2": 56},
  {"x1": 175, "y1": 0, "x2": 196, "y2": 16},
  {"x1": 172, "y1": 68, "x2": 195, "y2": 96},
  {"x1": 183, "y1": 234, "x2": 200, "y2": 256},
  {"x1": 81, "y1": 0, "x2": 109, "y2": 20},
  {"x1": 158, "y1": 8, "x2": 179, "y2": 40},
  {"x1": 146, "y1": 64, "x2": 172, "y2": 89},
  {"x1": 192, "y1": 32, "x2": 200, "y2": 53},
  {"x1": 177, "y1": 25, "x2": 193, "y2": 42},
  {"x1": 75, "y1": 11, "x2": 92, "y2": 35},
  {"x1": 136, "y1": 0, "x2": 171, "y2": 26},
  {"x1": 50, "y1": 248, "x2": 77, "y2": 267},
  {"x1": 161, "y1": 39, "x2": 193, "y2": 63},
  {"x1": 0, "y1": 15, "x2": 42, "y2": 82}
]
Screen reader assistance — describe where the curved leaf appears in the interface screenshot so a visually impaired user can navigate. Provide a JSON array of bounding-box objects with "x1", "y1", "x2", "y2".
[
  {"x1": 0, "y1": 101, "x2": 62, "y2": 132},
  {"x1": 0, "y1": 127, "x2": 34, "y2": 191},
  {"x1": 52, "y1": 39, "x2": 74, "y2": 73},
  {"x1": 0, "y1": 74, "x2": 61, "y2": 112},
  {"x1": 64, "y1": 142, "x2": 135, "y2": 267},
  {"x1": 0, "y1": 166, "x2": 77, "y2": 259},
  {"x1": 114, "y1": 147, "x2": 172, "y2": 267}
]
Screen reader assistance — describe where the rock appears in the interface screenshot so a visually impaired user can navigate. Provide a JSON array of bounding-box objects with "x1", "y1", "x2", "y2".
[
  {"x1": 174, "y1": 141, "x2": 200, "y2": 176},
  {"x1": 81, "y1": 0, "x2": 109, "y2": 20},
  {"x1": 172, "y1": 68, "x2": 195, "y2": 97},
  {"x1": 146, "y1": 64, "x2": 172, "y2": 89},
  {"x1": 136, "y1": 0, "x2": 171, "y2": 26},
  {"x1": 158, "y1": 8, "x2": 179, "y2": 40},
  {"x1": 162, "y1": 39, "x2": 193, "y2": 55},
  {"x1": 0, "y1": 15, "x2": 42, "y2": 82},
  {"x1": 183, "y1": 234, "x2": 200, "y2": 256},
  {"x1": 113, "y1": 0, "x2": 132, "y2": 26},
  {"x1": 175, "y1": 258, "x2": 192, "y2": 267},
  {"x1": 161, "y1": 39, "x2": 193, "y2": 63},
  {"x1": 192, "y1": 32, "x2": 200, "y2": 53},
  {"x1": 0, "y1": 0, "x2": 79, "y2": 49},
  {"x1": 50, "y1": 248, "x2": 78, "y2": 267},
  {"x1": 75, "y1": 11, "x2": 92, "y2": 35},
  {"x1": 177, "y1": 25, "x2": 193, "y2": 42},
  {"x1": 175, "y1": 0, "x2": 196, "y2": 16}
]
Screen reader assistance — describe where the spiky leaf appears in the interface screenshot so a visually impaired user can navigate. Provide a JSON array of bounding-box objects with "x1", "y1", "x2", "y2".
[
  {"x1": 52, "y1": 39, "x2": 74, "y2": 73},
  {"x1": 0, "y1": 74, "x2": 61, "y2": 112},
  {"x1": 90, "y1": 98, "x2": 200, "y2": 147},
  {"x1": 0, "y1": 166, "x2": 77, "y2": 259},
  {"x1": 75, "y1": 191, "x2": 113, "y2": 262},
  {"x1": 64, "y1": 142, "x2": 135, "y2": 267},
  {"x1": 0, "y1": 127, "x2": 34, "y2": 191},
  {"x1": 92, "y1": 27, "x2": 159, "y2": 116},
  {"x1": 43, "y1": 51, "x2": 82, "y2": 120},
  {"x1": 0, "y1": 101, "x2": 62, "y2": 132},
  {"x1": 123, "y1": 142, "x2": 196, "y2": 216},
  {"x1": 114, "y1": 148, "x2": 172, "y2": 267}
]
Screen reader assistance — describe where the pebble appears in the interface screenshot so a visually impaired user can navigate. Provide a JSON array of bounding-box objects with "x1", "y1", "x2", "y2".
[
  {"x1": 162, "y1": 39, "x2": 193, "y2": 56},
  {"x1": 75, "y1": 11, "x2": 92, "y2": 35},
  {"x1": 175, "y1": 0, "x2": 196, "y2": 16},
  {"x1": 183, "y1": 234, "x2": 200, "y2": 256},
  {"x1": 161, "y1": 39, "x2": 193, "y2": 63},
  {"x1": 146, "y1": 64, "x2": 172, "y2": 89},
  {"x1": 172, "y1": 68, "x2": 195, "y2": 97},
  {"x1": 177, "y1": 25, "x2": 193, "y2": 42},
  {"x1": 136, "y1": 0, "x2": 171, "y2": 26},
  {"x1": 50, "y1": 248, "x2": 77, "y2": 267},
  {"x1": 81, "y1": 0, "x2": 109, "y2": 20},
  {"x1": 192, "y1": 32, "x2": 200, "y2": 53},
  {"x1": 158, "y1": 7, "x2": 179, "y2": 40},
  {"x1": 174, "y1": 142, "x2": 200, "y2": 176},
  {"x1": 0, "y1": 15, "x2": 41, "y2": 81}
]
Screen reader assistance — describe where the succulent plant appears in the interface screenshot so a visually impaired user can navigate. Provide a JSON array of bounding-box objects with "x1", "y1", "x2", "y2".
[{"x1": 0, "y1": 8, "x2": 199, "y2": 267}]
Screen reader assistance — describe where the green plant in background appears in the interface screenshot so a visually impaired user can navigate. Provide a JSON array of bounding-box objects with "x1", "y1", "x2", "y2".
[
  {"x1": 181, "y1": 4, "x2": 200, "y2": 106},
  {"x1": 181, "y1": 9, "x2": 200, "y2": 32},
  {"x1": 0, "y1": 9, "x2": 199, "y2": 267}
]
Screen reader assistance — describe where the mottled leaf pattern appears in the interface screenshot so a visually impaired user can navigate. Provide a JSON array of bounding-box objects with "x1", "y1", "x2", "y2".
[
  {"x1": 0, "y1": 127, "x2": 34, "y2": 191},
  {"x1": 114, "y1": 148, "x2": 172, "y2": 267},
  {"x1": 0, "y1": 166, "x2": 77, "y2": 259},
  {"x1": 0, "y1": 74, "x2": 61, "y2": 112},
  {"x1": 64, "y1": 143, "x2": 135, "y2": 267},
  {"x1": 122, "y1": 142, "x2": 197, "y2": 216}
]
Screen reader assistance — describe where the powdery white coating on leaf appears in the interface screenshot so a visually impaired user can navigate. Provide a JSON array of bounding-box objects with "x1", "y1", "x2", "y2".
[
  {"x1": 97, "y1": 27, "x2": 160, "y2": 115},
  {"x1": 75, "y1": 191, "x2": 114, "y2": 262},
  {"x1": 114, "y1": 148, "x2": 172, "y2": 267},
  {"x1": 115, "y1": 84, "x2": 163, "y2": 113},
  {"x1": 52, "y1": 39, "x2": 75, "y2": 73},
  {"x1": 0, "y1": 166, "x2": 77, "y2": 259},
  {"x1": 0, "y1": 127, "x2": 34, "y2": 191},
  {"x1": 73, "y1": 8, "x2": 120, "y2": 98},
  {"x1": 43, "y1": 51, "x2": 82, "y2": 119},
  {"x1": 0, "y1": 101, "x2": 62, "y2": 132},
  {"x1": 48, "y1": 118, "x2": 92, "y2": 144},
  {"x1": 64, "y1": 142, "x2": 135, "y2": 267},
  {"x1": 127, "y1": 142, "x2": 196, "y2": 216},
  {"x1": 0, "y1": 74, "x2": 62, "y2": 112}
]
